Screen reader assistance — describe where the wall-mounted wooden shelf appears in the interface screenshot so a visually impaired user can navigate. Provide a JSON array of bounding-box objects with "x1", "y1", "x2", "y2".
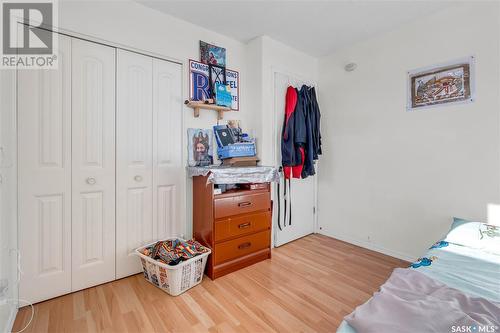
[{"x1": 184, "y1": 100, "x2": 231, "y2": 120}]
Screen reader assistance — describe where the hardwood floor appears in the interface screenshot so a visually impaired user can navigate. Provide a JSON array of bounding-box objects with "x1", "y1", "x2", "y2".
[{"x1": 13, "y1": 234, "x2": 408, "y2": 333}]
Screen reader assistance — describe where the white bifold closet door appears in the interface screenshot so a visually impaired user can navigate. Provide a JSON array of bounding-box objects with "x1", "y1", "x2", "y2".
[
  {"x1": 18, "y1": 35, "x2": 116, "y2": 302},
  {"x1": 71, "y1": 39, "x2": 116, "y2": 291},
  {"x1": 18, "y1": 34, "x2": 73, "y2": 303},
  {"x1": 19, "y1": 34, "x2": 183, "y2": 301},
  {"x1": 116, "y1": 50, "x2": 183, "y2": 278},
  {"x1": 116, "y1": 50, "x2": 153, "y2": 278},
  {"x1": 152, "y1": 59, "x2": 184, "y2": 243}
]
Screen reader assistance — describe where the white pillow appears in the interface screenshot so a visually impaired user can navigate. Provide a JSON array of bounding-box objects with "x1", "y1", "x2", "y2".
[
  {"x1": 478, "y1": 223, "x2": 500, "y2": 254},
  {"x1": 444, "y1": 221, "x2": 500, "y2": 255}
]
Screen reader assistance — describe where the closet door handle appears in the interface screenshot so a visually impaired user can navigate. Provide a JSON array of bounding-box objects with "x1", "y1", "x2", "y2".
[
  {"x1": 86, "y1": 177, "x2": 96, "y2": 185},
  {"x1": 238, "y1": 242, "x2": 251, "y2": 250},
  {"x1": 134, "y1": 175, "x2": 143, "y2": 182},
  {"x1": 238, "y1": 201, "x2": 252, "y2": 207},
  {"x1": 238, "y1": 222, "x2": 251, "y2": 229}
]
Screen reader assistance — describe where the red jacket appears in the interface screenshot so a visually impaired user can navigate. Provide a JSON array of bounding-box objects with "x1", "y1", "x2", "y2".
[{"x1": 281, "y1": 86, "x2": 305, "y2": 179}]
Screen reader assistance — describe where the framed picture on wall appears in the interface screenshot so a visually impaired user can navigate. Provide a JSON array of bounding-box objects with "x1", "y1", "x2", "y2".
[
  {"x1": 407, "y1": 56, "x2": 475, "y2": 111},
  {"x1": 209, "y1": 64, "x2": 226, "y2": 99},
  {"x1": 200, "y1": 41, "x2": 226, "y2": 67}
]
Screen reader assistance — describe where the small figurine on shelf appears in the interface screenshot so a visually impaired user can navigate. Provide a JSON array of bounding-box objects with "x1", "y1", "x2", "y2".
[{"x1": 227, "y1": 120, "x2": 242, "y2": 142}]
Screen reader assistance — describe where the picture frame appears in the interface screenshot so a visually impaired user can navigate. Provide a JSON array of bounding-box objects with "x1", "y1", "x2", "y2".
[
  {"x1": 407, "y1": 56, "x2": 475, "y2": 111},
  {"x1": 187, "y1": 128, "x2": 214, "y2": 167},
  {"x1": 200, "y1": 40, "x2": 226, "y2": 67},
  {"x1": 208, "y1": 64, "x2": 226, "y2": 99}
]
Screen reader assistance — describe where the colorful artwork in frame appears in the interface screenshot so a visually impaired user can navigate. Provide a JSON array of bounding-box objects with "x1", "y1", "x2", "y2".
[
  {"x1": 407, "y1": 57, "x2": 475, "y2": 111},
  {"x1": 200, "y1": 41, "x2": 226, "y2": 67}
]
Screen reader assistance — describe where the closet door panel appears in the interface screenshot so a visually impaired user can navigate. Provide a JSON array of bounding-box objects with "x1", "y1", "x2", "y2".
[
  {"x1": 153, "y1": 59, "x2": 185, "y2": 240},
  {"x1": 18, "y1": 35, "x2": 72, "y2": 303},
  {"x1": 71, "y1": 39, "x2": 116, "y2": 291},
  {"x1": 116, "y1": 50, "x2": 153, "y2": 278}
]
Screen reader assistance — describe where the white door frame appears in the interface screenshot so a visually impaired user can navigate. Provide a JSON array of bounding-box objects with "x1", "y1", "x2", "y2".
[
  {"x1": 0, "y1": 69, "x2": 18, "y2": 332},
  {"x1": 271, "y1": 68, "x2": 319, "y2": 247}
]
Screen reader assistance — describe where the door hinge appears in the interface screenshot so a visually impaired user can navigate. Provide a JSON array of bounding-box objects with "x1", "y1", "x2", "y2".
[{"x1": 313, "y1": 206, "x2": 316, "y2": 214}]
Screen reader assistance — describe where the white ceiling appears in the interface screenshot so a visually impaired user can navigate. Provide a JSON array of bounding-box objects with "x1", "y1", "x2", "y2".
[{"x1": 137, "y1": 0, "x2": 457, "y2": 57}]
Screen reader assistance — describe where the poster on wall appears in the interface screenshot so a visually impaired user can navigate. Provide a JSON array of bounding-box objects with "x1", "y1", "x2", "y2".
[
  {"x1": 200, "y1": 41, "x2": 226, "y2": 67},
  {"x1": 187, "y1": 128, "x2": 213, "y2": 167},
  {"x1": 189, "y1": 59, "x2": 239, "y2": 111},
  {"x1": 407, "y1": 56, "x2": 475, "y2": 111}
]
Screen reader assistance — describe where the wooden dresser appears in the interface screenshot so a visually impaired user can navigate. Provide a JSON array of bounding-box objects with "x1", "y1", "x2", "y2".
[{"x1": 192, "y1": 175, "x2": 272, "y2": 279}]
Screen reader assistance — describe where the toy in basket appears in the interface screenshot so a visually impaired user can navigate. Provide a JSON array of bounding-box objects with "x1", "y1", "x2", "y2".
[
  {"x1": 213, "y1": 124, "x2": 256, "y2": 160},
  {"x1": 135, "y1": 238, "x2": 211, "y2": 296}
]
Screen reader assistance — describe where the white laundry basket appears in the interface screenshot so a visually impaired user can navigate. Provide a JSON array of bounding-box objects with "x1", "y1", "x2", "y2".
[{"x1": 134, "y1": 239, "x2": 211, "y2": 296}]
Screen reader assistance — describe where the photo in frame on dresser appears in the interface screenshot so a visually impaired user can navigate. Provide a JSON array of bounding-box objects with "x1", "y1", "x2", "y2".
[{"x1": 187, "y1": 128, "x2": 214, "y2": 167}]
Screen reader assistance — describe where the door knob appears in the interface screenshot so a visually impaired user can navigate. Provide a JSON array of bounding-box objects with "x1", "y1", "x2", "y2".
[
  {"x1": 134, "y1": 175, "x2": 143, "y2": 182},
  {"x1": 86, "y1": 177, "x2": 96, "y2": 185}
]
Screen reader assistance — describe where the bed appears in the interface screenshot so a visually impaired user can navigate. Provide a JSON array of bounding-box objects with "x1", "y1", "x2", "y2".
[{"x1": 337, "y1": 218, "x2": 500, "y2": 333}]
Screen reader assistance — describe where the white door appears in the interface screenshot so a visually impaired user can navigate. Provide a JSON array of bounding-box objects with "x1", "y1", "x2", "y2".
[
  {"x1": 273, "y1": 72, "x2": 316, "y2": 247},
  {"x1": 71, "y1": 39, "x2": 116, "y2": 291},
  {"x1": 116, "y1": 50, "x2": 154, "y2": 278},
  {"x1": 18, "y1": 35, "x2": 73, "y2": 303},
  {"x1": 152, "y1": 59, "x2": 185, "y2": 240}
]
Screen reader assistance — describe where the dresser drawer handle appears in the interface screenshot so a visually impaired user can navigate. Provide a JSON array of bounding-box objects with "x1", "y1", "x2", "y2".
[
  {"x1": 238, "y1": 242, "x2": 251, "y2": 250},
  {"x1": 238, "y1": 201, "x2": 252, "y2": 207},
  {"x1": 238, "y1": 222, "x2": 251, "y2": 229}
]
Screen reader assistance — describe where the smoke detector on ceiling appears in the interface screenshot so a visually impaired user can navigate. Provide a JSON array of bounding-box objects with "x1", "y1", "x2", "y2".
[{"x1": 344, "y1": 63, "x2": 357, "y2": 72}]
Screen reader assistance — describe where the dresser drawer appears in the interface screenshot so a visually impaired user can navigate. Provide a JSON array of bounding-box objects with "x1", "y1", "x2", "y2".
[
  {"x1": 215, "y1": 211, "x2": 271, "y2": 242},
  {"x1": 214, "y1": 192, "x2": 270, "y2": 219},
  {"x1": 214, "y1": 230, "x2": 271, "y2": 265}
]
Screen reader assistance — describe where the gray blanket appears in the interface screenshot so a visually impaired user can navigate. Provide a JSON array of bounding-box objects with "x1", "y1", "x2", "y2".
[{"x1": 345, "y1": 268, "x2": 500, "y2": 333}]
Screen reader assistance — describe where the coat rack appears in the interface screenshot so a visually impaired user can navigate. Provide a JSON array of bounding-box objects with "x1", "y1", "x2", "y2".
[{"x1": 184, "y1": 100, "x2": 231, "y2": 120}]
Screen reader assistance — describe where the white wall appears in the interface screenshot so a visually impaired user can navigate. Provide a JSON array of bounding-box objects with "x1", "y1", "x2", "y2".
[
  {"x1": 59, "y1": 0, "x2": 254, "y2": 127},
  {"x1": 58, "y1": 0, "x2": 258, "y2": 237},
  {"x1": 317, "y1": 2, "x2": 500, "y2": 261},
  {"x1": 0, "y1": 70, "x2": 18, "y2": 332}
]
